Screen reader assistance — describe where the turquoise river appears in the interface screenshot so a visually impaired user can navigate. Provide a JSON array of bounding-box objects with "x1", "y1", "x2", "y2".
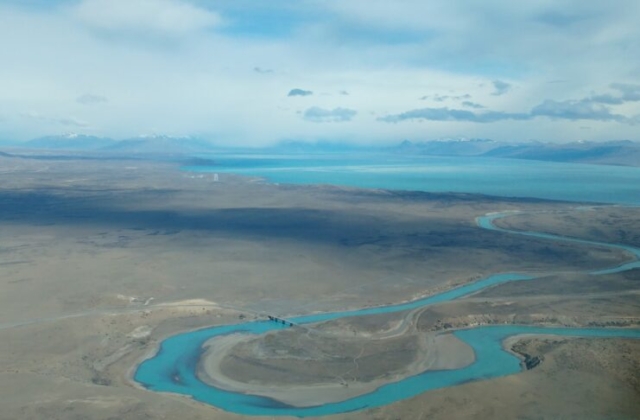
[{"x1": 134, "y1": 209, "x2": 640, "y2": 417}]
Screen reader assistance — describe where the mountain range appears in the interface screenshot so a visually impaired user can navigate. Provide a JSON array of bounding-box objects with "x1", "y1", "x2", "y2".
[
  {"x1": 2, "y1": 134, "x2": 639, "y2": 167},
  {"x1": 391, "y1": 139, "x2": 640, "y2": 167}
]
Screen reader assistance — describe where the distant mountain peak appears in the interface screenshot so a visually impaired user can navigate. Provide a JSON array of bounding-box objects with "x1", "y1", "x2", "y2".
[{"x1": 101, "y1": 135, "x2": 215, "y2": 154}]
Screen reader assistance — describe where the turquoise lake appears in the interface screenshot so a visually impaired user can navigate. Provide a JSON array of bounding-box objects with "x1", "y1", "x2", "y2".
[
  {"x1": 134, "y1": 210, "x2": 640, "y2": 416},
  {"x1": 184, "y1": 153, "x2": 640, "y2": 205}
]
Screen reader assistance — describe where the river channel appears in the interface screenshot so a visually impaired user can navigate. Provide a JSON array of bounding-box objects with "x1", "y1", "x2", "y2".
[{"x1": 134, "y1": 210, "x2": 640, "y2": 417}]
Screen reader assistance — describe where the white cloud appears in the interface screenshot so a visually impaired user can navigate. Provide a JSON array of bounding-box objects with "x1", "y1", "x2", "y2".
[
  {"x1": 77, "y1": 93, "x2": 108, "y2": 105},
  {"x1": 491, "y1": 80, "x2": 511, "y2": 96},
  {"x1": 19, "y1": 112, "x2": 89, "y2": 128},
  {"x1": 304, "y1": 107, "x2": 357, "y2": 123},
  {"x1": 288, "y1": 88, "x2": 313, "y2": 97},
  {"x1": 73, "y1": 0, "x2": 221, "y2": 37}
]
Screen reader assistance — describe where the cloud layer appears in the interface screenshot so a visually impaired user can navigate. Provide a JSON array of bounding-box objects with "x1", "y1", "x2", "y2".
[
  {"x1": 304, "y1": 107, "x2": 357, "y2": 123},
  {"x1": 288, "y1": 89, "x2": 313, "y2": 97},
  {"x1": 380, "y1": 84, "x2": 640, "y2": 125},
  {"x1": 73, "y1": 0, "x2": 220, "y2": 37},
  {"x1": 77, "y1": 94, "x2": 108, "y2": 105},
  {"x1": 0, "y1": 0, "x2": 639, "y2": 144},
  {"x1": 491, "y1": 80, "x2": 511, "y2": 96}
]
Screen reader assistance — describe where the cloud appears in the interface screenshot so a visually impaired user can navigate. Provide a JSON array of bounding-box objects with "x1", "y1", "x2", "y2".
[
  {"x1": 253, "y1": 67, "x2": 274, "y2": 74},
  {"x1": 57, "y1": 117, "x2": 89, "y2": 127},
  {"x1": 303, "y1": 107, "x2": 356, "y2": 122},
  {"x1": 535, "y1": 11, "x2": 588, "y2": 27},
  {"x1": 1, "y1": 1, "x2": 640, "y2": 143},
  {"x1": 73, "y1": 0, "x2": 220, "y2": 37},
  {"x1": 610, "y1": 83, "x2": 640, "y2": 102},
  {"x1": 20, "y1": 112, "x2": 89, "y2": 128},
  {"x1": 520, "y1": 84, "x2": 640, "y2": 123},
  {"x1": 461, "y1": 101, "x2": 484, "y2": 109},
  {"x1": 421, "y1": 94, "x2": 472, "y2": 102},
  {"x1": 588, "y1": 93, "x2": 625, "y2": 105},
  {"x1": 288, "y1": 88, "x2": 313, "y2": 97},
  {"x1": 584, "y1": 83, "x2": 640, "y2": 105},
  {"x1": 378, "y1": 107, "x2": 529, "y2": 123},
  {"x1": 530, "y1": 100, "x2": 629, "y2": 122},
  {"x1": 76, "y1": 93, "x2": 108, "y2": 105},
  {"x1": 491, "y1": 80, "x2": 511, "y2": 96},
  {"x1": 380, "y1": 93, "x2": 640, "y2": 124}
]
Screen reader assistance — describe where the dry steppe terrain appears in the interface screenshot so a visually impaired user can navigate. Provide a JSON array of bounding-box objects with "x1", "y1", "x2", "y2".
[{"x1": 0, "y1": 155, "x2": 639, "y2": 419}]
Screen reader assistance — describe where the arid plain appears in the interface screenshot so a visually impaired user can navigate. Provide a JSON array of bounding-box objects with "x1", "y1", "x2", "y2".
[{"x1": 1, "y1": 155, "x2": 639, "y2": 420}]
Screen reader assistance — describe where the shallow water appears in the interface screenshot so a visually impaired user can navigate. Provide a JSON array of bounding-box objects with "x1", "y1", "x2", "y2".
[{"x1": 134, "y1": 211, "x2": 640, "y2": 417}]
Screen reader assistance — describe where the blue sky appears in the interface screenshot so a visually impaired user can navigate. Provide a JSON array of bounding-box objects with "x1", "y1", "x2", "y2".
[{"x1": 0, "y1": 0, "x2": 639, "y2": 145}]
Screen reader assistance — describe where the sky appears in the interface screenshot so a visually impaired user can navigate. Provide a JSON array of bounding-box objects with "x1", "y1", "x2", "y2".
[{"x1": 0, "y1": 0, "x2": 639, "y2": 146}]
